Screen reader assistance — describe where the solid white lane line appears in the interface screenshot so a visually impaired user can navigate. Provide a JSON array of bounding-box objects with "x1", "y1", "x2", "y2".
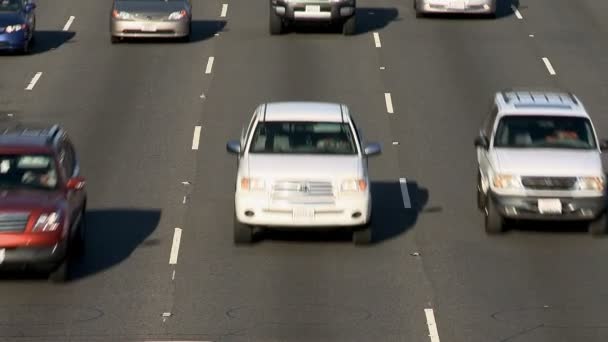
[
  {"x1": 63, "y1": 16, "x2": 75, "y2": 31},
  {"x1": 220, "y1": 3, "x2": 228, "y2": 17},
  {"x1": 25, "y1": 72, "x2": 42, "y2": 90},
  {"x1": 425, "y1": 308, "x2": 441, "y2": 342},
  {"x1": 399, "y1": 178, "x2": 411, "y2": 209},
  {"x1": 373, "y1": 32, "x2": 381, "y2": 48},
  {"x1": 192, "y1": 126, "x2": 202, "y2": 150},
  {"x1": 511, "y1": 5, "x2": 523, "y2": 19},
  {"x1": 205, "y1": 57, "x2": 215, "y2": 74},
  {"x1": 542, "y1": 57, "x2": 556, "y2": 75},
  {"x1": 384, "y1": 93, "x2": 394, "y2": 113},
  {"x1": 169, "y1": 228, "x2": 182, "y2": 265}
]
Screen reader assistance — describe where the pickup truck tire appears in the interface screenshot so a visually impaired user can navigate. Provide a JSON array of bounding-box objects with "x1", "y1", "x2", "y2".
[
  {"x1": 342, "y1": 16, "x2": 356, "y2": 35},
  {"x1": 477, "y1": 172, "x2": 486, "y2": 211},
  {"x1": 485, "y1": 197, "x2": 504, "y2": 234},
  {"x1": 269, "y1": 7, "x2": 284, "y2": 35},
  {"x1": 353, "y1": 220, "x2": 372, "y2": 245},
  {"x1": 589, "y1": 213, "x2": 608, "y2": 236},
  {"x1": 234, "y1": 215, "x2": 253, "y2": 244}
]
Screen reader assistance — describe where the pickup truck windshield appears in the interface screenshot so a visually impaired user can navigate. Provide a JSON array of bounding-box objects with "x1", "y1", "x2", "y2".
[
  {"x1": 494, "y1": 115, "x2": 597, "y2": 150},
  {"x1": 249, "y1": 121, "x2": 357, "y2": 155},
  {"x1": 0, "y1": 154, "x2": 58, "y2": 190}
]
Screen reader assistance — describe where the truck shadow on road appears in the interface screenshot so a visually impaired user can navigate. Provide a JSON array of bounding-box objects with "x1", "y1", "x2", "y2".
[
  {"x1": 281, "y1": 7, "x2": 399, "y2": 35},
  {"x1": 258, "y1": 180, "x2": 431, "y2": 244},
  {"x1": 68, "y1": 208, "x2": 161, "y2": 281},
  {"x1": 0, "y1": 31, "x2": 75, "y2": 56},
  {"x1": 419, "y1": 0, "x2": 520, "y2": 19}
]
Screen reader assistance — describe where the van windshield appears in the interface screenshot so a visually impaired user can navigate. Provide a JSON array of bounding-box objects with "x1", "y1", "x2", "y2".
[{"x1": 494, "y1": 115, "x2": 597, "y2": 150}]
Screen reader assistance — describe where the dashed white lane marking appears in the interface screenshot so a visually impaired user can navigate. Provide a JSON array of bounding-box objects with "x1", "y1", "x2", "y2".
[
  {"x1": 171, "y1": 270, "x2": 176, "y2": 280},
  {"x1": 380, "y1": 66, "x2": 386, "y2": 70},
  {"x1": 529, "y1": 34, "x2": 534, "y2": 38},
  {"x1": 62, "y1": 16, "x2": 75, "y2": 31},
  {"x1": 192, "y1": 125, "x2": 202, "y2": 150},
  {"x1": 220, "y1": 3, "x2": 228, "y2": 17},
  {"x1": 384, "y1": 93, "x2": 394, "y2": 113},
  {"x1": 205, "y1": 56, "x2": 215, "y2": 74},
  {"x1": 399, "y1": 178, "x2": 411, "y2": 209},
  {"x1": 169, "y1": 228, "x2": 182, "y2": 265},
  {"x1": 25, "y1": 72, "x2": 42, "y2": 90},
  {"x1": 373, "y1": 32, "x2": 381, "y2": 48},
  {"x1": 542, "y1": 57, "x2": 556, "y2": 75},
  {"x1": 511, "y1": 5, "x2": 523, "y2": 19},
  {"x1": 425, "y1": 308, "x2": 441, "y2": 342}
]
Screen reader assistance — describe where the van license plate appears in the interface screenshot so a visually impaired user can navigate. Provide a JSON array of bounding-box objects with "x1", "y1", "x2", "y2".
[
  {"x1": 306, "y1": 5, "x2": 321, "y2": 12},
  {"x1": 538, "y1": 199, "x2": 562, "y2": 214}
]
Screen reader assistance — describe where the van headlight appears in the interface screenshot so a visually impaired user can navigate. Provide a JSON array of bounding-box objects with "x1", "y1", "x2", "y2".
[
  {"x1": 492, "y1": 174, "x2": 522, "y2": 189},
  {"x1": 576, "y1": 176, "x2": 604, "y2": 191},
  {"x1": 240, "y1": 177, "x2": 265, "y2": 191},
  {"x1": 341, "y1": 179, "x2": 367, "y2": 192}
]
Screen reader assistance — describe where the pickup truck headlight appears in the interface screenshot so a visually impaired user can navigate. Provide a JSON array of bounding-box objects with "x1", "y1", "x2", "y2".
[
  {"x1": 240, "y1": 177, "x2": 266, "y2": 191},
  {"x1": 492, "y1": 174, "x2": 522, "y2": 189},
  {"x1": 576, "y1": 176, "x2": 604, "y2": 191},
  {"x1": 341, "y1": 179, "x2": 367, "y2": 192},
  {"x1": 32, "y1": 212, "x2": 62, "y2": 232}
]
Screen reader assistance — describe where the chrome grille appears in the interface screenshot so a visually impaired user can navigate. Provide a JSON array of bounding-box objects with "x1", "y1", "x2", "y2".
[
  {"x1": 271, "y1": 180, "x2": 334, "y2": 204},
  {"x1": 0, "y1": 212, "x2": 29, "y2": 233},
  {"x1": 521, "y1": 176, "x2": 577, "y2": 190}
]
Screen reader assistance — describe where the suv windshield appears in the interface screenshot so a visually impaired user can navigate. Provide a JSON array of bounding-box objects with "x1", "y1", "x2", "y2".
[
  {"x1": 249, "y1": 121, "x2": 358, "y2": 155},
  {"x1": 494, "y1": 115, "x2": 597, "y2": 150},
  {"x1": 0, "y1": 0, "x2": 23, "y2": 11},
  {"x1": 0, "y1": 154, "x2": 59, "y2": 190}
]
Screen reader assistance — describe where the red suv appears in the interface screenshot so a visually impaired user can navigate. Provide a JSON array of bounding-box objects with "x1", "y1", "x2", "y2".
[{"x1": 0, "y1": 123, "x2": 86, "y2": 281}]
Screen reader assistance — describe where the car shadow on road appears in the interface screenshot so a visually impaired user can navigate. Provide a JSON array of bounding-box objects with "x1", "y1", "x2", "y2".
[
  {"x1": 505, "y1": 219, "x2": 590, "y2": 235},
  {"x1": 68, "y1": 208, "x2": 161, "y2": 281},
  {"x1": 419, "y1": 0, "x2": 520, "y2": 19},
  {"x1": 280, "y1": 7, "x2": 399, "y2": 35},
  {"x1": 256, "y1": 180, "x2": 431, "y2": 245},
  {"x1": 0, "y1": 31, "x2": 75, "y2": 56},
  {"x1": 114, "y1": 20, "x2": 226, "y2": 44}
]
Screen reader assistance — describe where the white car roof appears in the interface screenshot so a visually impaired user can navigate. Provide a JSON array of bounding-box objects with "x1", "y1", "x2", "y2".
[
  {"x1": 496, "y1": 89, "x2": 589, "y2": 118},
  {"x1": 261, "y1": 102, "x2": 348, "y2": 122}
]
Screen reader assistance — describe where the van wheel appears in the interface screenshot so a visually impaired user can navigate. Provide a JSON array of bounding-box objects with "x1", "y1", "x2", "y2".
[
  {"x1": 485, "y1": 197, "x2": 504, "y2": 234},
  {"x1": 234, "y1": 215, "x2": 253, "y2": 244},
  {"x1": 342, "y1": 15, "x2": 356, "y2": 35},
  {"x1": 589, "y1": 214, "x2": 608, "y2": 236},
  {"x1": 269, "y1": 6, "x2": 284, "y2": 35},
  {"x1": 353, "y1": 220, "x2": 372, "y2": 245}
]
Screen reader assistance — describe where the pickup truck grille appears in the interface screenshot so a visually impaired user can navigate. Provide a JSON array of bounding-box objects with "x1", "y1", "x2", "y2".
[
  {"x1": 271, "y1": 180, "x2": 334, "y2": 204},
  {"x1": 521, "y1": 176, "x2": 577, "y2": 190},
  {"x1": 0, "y1": 212, "x2": 30, "y2": 233}
]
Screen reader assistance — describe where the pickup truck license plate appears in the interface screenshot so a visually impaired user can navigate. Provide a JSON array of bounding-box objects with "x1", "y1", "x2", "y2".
[
  {"x1": 449, "y1": 1, "x2": 466, "y2": 10},
  {"x1": 306, "y1": 5, "x2": 321, "y2": 12},
  {"x1": 293, "y1": 207, "x2": 315, "y2": 219},
  {"x1": 538, "y1": 199, "x2": 562, "y2": 214}
]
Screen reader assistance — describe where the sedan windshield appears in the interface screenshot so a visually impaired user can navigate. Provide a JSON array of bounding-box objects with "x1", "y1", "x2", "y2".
[
  {"x1": 249, "y1": 121, "x2": 358, "y2": 155},
  {"x1": 0, "y1": 154, "x2": 58, "y2": 190},
  {"x1": 494, "y1": 115, "x2": 597, "y2": 150},
  {"x1": 0, "y1": 0, "x2": 23, "y2": 11}
]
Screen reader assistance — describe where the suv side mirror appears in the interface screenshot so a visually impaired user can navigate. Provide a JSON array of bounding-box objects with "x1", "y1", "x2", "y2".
[
  {"x1": 363, "y1": 142, "x2": 381, "y2": 156},
  {"x1": 67, "y1": 176, "x2": 86, "y2": 190},
  {"x1": 474, "y1": 136, "x2": 489, "y2": 149},
  {"x1": 226, "y1": 140, "x2": 241, "y2": 154},
  {"x1": 600, "y1": 139, "x2": 608, "y2": 152},
  {"x1": 24, "y1": 3, "x2": 36, "y2": 12}
]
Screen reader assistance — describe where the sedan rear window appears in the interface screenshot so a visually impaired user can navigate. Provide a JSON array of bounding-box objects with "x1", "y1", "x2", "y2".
[
  {"x1": 249, "y1": 122, "x2": 358, "y2": 155},
  {"x1": 494, "y1": 115, "x2": 597, "y2": 150},
  {"x1": 0, "y1": 154, "x2": 58, "y2": 190}
]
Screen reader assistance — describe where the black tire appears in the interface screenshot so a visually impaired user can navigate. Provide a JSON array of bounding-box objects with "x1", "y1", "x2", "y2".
[
  {"x1": 353, "y1": 220, "x2": 372, "y2": 245},
  {"x1": 269, "y1": 6, "x2": 284, "y2": 35},
  {"x1": 110, "y1": 36, "x2": 120, "y2": 44},
  {"x1": 74, "y1": 211, "x2": 86, "y2": 256},
  {"x1": 589, "y1": 214, "x2": 608, "y2": 236},
  {"x1": 48, "y1": 254, "x2": 69, "y2": 283},
  {"x1": 234, "y1": 215, "x2": 253, "y2": 244},
  {"x1": 477, "y1": 172, "x2": 486, "y2": 211},
  {"x1": 485, "y1": 196, "x2": 504, "y2": 234},
  {"x1": 342, "y1": 15, "x2": 356, "y2": 35},
  {"x1": 21, "y1": 40, "x2": 30, "y2": 55},
  {"x1": 180, "y1": 34, "x2": 191, "y2": 43}
]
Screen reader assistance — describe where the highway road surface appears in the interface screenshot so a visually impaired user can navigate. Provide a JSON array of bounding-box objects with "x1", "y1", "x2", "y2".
[{"x1": 1, "y1": 0, "x2": 608, "y2": 341}]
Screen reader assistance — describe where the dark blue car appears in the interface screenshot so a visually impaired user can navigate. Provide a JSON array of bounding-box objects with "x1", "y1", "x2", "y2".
[{"x1": 0, "y1": 0, "x2": 36, "y2": 54}]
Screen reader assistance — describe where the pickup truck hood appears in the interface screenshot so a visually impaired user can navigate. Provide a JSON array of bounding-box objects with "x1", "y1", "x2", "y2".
[
  {"x1": 494, "y1": 149, "x2": 602, "y2": 177},
  {"x1": 245, "y1": 155, "x2": 362, "y2": 180},
  {"x1": 0, "y1": 189, "x2": 63, "y2": 211}
]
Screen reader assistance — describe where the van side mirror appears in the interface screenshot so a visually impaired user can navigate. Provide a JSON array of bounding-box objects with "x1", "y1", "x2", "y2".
[
  {"x1": 226, "y1": 140, "x2": 241, "y2": 154},
  {"x1": 474, "y1": 136, "x2": 489, "y2": 149}
]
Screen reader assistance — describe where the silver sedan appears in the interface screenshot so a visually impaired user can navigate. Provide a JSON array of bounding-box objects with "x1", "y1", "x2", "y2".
[
  {"x1": 414, "y1": 0, "x2": 496, "y2": 17},
  {"x1": 110, "y1": 0, "x2": 192, "y2": 43}
]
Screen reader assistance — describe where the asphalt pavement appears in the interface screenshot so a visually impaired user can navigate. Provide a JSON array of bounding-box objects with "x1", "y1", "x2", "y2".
[{"x1": 1, "y1": 0, "x2": 608, "y2": 341}]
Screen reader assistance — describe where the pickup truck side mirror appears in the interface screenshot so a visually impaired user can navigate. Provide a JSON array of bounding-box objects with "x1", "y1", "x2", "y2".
[
  {"x1": 226, "y1": 140, "x2": 241, "y2": 154},
  {"x1": 363, "y1": 142, "x2": 381, "y2": 156},
  {"x1": 474, "y1": 136, "x2": 489, "y2": 149}
]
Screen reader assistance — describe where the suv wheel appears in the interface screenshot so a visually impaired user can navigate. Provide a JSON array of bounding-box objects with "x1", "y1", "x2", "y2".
[
  {"x1": 342, "y1": 16, "x2": 356, "y2": 35},
  {"x1": 485, "y1": 197, "x2": 504, "y2": 234},
  {"x1": 589, "y1": 213, "x2": 608, "y2": 236},
  {"x1": 234, "y1": 215, "x2": 253, "y2": 244},
  {"x1": 353, "y1": 220, "x2": 372, "y2": 245},
  {"x1": 269, "y1": 6, "x2": 284, "y2": 35}
]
